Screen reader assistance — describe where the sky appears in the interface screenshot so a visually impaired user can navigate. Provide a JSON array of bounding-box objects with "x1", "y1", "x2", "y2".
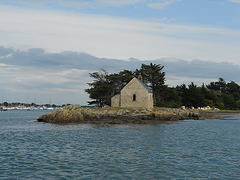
[{"x1": 0, "y1": 0, "x2": 240, "y2": 105}]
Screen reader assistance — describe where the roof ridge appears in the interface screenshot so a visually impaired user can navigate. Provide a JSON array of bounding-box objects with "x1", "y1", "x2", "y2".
[{"x1": 134, "y1": 77, "x2": 152, "y2": 93}]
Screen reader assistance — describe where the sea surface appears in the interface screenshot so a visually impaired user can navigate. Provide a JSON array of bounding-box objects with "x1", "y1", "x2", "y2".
[{"x1": 0, "y1": 110, "x2": 240, "y2": 179}]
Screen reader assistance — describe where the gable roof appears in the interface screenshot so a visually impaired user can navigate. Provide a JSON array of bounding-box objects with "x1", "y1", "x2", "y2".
[{"x1": 134, "y1": 77, "x2": 152, "y2": 93}]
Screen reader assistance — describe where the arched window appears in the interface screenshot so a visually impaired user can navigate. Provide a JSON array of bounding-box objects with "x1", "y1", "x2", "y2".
[{"x1": 133, "y1": 94, "x2": 136, "y2": 101}]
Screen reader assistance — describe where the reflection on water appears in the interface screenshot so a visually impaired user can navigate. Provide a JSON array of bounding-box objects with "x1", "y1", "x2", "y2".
[{"x1": 0, "y1": 110, "x2": 240, "y2": 179}]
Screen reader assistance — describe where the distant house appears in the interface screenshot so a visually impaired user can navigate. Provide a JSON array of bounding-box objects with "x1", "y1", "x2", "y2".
[{"x1": 111, "y1": 77, "x2": 153, "y2": 109}]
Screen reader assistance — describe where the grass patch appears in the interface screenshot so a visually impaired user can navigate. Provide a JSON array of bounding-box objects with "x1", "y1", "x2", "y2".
[
  {"x1": 199, "y1": 109, "x2": 240, "y2": 114},
  {"x1": 95, "y1": 107, "x2": 149, "y2": 111}
]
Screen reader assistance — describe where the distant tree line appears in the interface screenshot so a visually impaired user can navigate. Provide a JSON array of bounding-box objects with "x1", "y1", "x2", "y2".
[{"x1": 85, "y1": 63, "x2": 240, "y2": 109}]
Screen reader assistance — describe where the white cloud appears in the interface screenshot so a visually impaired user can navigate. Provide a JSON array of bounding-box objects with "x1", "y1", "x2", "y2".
[
  {"x1": 145, "y1": 17, "x2": 176, "y2": 22},
  {"x1": 0, "y1": 63, "x2": 9, "y2": 67},
  {"x1": 1, "y1": 0, "x2": 183, "y2": 9},
  {"x1": 0, "y1": 5, "x2": 239, "y2": 64},
  {"x1": 2, "y1": 0, "x2": 145, "y2": 8},
  {"x1": 1, "y1": 47, "x2": 240, "y2": 104},
  {"x1": 1, "y1": 0, "x2": 239, "y2": 105},
  {"x1": 228, "y1": 0, "x2": 240, "y2": 3},
  {"x1": 212, "y1": 1, "x2": 225, "y2": 5},
  {"x1": 2, "y1": 0, "x2": 91, "y2": 8},
  {"x1": 94, "y1": 0, "x2": 144, "y2": 6},
  {"x1": 166, "y1": 74, "x2": 217, "y2": 87},
  {"x1": 0, "y1": 63, "x2": 91, "y2": 104},
  {"x1": 148, "y1": 0, "x2": 181, "y2": 9}
]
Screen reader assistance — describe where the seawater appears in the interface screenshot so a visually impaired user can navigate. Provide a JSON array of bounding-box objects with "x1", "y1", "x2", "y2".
[{"x1": 0, "y1": 110, "x2": 240, "y2": 179}]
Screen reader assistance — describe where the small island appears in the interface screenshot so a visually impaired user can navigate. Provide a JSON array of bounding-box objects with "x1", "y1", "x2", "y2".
[
  {"x1": 38, "y1": 63, "x2": 240, "y2": 124},
  {"x1": 37, "y1": 104, "x2": 201, "y2": 124}
]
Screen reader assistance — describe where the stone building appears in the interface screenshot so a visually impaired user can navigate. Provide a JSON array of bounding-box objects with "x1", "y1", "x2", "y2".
[{"x1": 111, "y1": 77, "x2": 153, "y2": 109}]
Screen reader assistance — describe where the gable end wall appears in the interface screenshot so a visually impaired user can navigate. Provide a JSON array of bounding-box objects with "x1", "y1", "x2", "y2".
[{"x1": 120, "y1": 78, "x2": 153, "y2": 109}]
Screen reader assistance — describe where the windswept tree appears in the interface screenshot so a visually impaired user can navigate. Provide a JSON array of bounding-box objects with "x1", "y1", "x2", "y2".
[
  {"x1": 139, "y1": 63, "x2": 165, "y2": 106},
  {"x1": 226, "y1": 81, "x2": 240, "y2": 101},
  {"x1": 85, "y1": 65, "x2": 240, "y2": 110},
  {"x1": 201, "y1": 83, "x2": 219, "y2": 107},
  {"x1": 85, "y1": 69, "x2": 111, "y2": 107},
  {"x1": 176, "y1": 84, "x2": 190, "y2": 107},
  {"x1": 206, "y1": 78, "x2": 240, "y2": 109},
  {"x1": 107, "y1": 70, "x2": 134, "y2": 95},
  {"x1": 85, "y1": 63, "x2": 166, "y2": 107},
  {"x1": 188, "y1": 82, "x2": 204, "y2": 107},
  {"x1": 207, "y1": 78, "x2": 227, "y2": 93},
  {"x1": 85, "y1": 69, "x2": 134, "y2": 107}
]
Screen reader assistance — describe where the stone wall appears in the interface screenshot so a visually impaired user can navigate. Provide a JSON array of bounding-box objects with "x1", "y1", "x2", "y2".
[
  {"x1": 111, "y1": 94, "x2": 121, "y2": 107},
  {"x1": 120, "y1": 78, "x2": 153, "y2": 109}
]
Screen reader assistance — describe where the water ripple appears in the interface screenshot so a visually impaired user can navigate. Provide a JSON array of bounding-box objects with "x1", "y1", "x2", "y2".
[{"x1": 0, "y1": 111, "x2": 240, "y2": 179}]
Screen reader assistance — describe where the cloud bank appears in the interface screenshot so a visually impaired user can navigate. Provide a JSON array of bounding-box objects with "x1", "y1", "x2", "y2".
[
  {"x1": 1, "y1": 46, "x2": 240, "y2": 105},
  {"x1": 0, "y1": 1, "x2": 239, "y2": 104}
]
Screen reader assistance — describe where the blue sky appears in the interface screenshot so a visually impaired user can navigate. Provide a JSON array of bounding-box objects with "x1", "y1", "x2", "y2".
[
  {"x1": 1, "y1": 0, "x2": 240, "y2": 28},
  {"x1": 0, "y1": 0, "x2": 240, "y2": 104}
]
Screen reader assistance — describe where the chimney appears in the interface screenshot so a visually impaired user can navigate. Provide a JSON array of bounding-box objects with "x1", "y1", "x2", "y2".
[{"x1": 138, "y1": 74, "x2": 143, "y2": 81}]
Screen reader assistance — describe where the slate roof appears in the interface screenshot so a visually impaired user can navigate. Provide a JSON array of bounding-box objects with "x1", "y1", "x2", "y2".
[{"x1": 135, "y1": 77, "x2": 152, "y2": 93}]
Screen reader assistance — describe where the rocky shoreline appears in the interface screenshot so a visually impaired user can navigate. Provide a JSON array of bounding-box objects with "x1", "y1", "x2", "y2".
[{"x1": 37, "y1": 104, "x2": 202, "y2": 124}]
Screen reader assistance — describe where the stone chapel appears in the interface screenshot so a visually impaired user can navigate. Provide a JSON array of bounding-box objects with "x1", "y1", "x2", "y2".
[{"x1": 111, "y1": 77, "x2": 153, "y2": 109}]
